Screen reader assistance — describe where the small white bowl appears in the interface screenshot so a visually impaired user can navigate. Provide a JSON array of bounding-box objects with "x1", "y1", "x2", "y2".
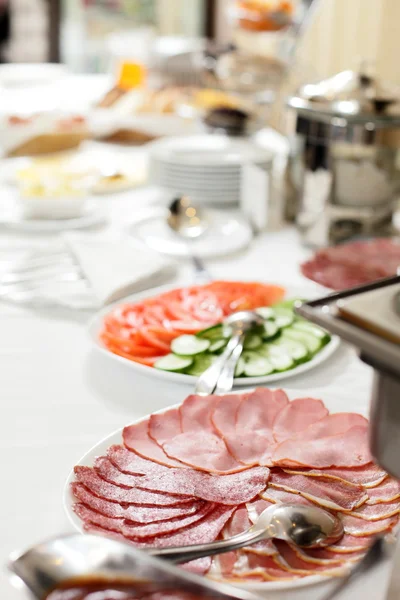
[{"x1": 20, "y1": 193, "x2": 88, "y2": 220}]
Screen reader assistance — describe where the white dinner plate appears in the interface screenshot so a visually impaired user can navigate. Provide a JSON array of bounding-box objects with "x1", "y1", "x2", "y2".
[
  {"x1": 88, "y1": 283, "x2": 340, "y2": 389},
  {"x1": 63, "y1": 386, "x2": 360, "y2": 597},
  {"x1": 0, "y1": 200, "x2": 106, "y2": 233},
  {"x1": 127, "y1": 208, "x2": 252, "y2": 258}
]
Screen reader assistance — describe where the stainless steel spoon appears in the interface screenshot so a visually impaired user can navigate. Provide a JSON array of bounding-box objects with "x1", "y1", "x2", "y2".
[
  {"x1": 167, "y1": 196, "x2": 211, "y2": 282},
  {"x1": 195, "y1": 310, "x2": 265, "y2": 395},
  {"x1": 149, "y1": 503, "x2": 344, "y2": 564}
]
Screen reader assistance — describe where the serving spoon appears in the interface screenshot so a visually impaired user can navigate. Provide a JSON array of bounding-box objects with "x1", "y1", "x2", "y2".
[
  {"x1": 167, "y1": 196, "x2": 211, "y2": 282},
  {"x1": 195, "y1": 310, "x2": 264, "y2": 395},
  {"x1": 9, "y1": 505, "x2": 343, "y2": 600}
]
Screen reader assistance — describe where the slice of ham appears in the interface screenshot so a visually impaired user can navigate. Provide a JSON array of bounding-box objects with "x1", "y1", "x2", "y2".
[
  {"x1": 274, "y1": 541, "x2": 347, "y2": 575},
  {"x1": 123, "y1": 420, "x2": 187, "y2": 468},
  {"x1": 74, "y1": 466, "x2": 192, "y2": 506},
  {"x1": 163, "y1": 431, "x2": 247, "y2": 474},
  {"x1": 122, "y1": 502, "x2": 215, "y2": 538},
  {"x1": 211, "y1": 394, "x2": 247, "y2": 437},
  {"x1": 148, "y1": 408, "x2": 182, "y2": 446},
  {"x1": 297, "y1": 547, "x2": 362, "y2": 565},
  {"x1": 71, "y1": 483, "x2": 201, "y2": 523},
  {"x1": 341, "y1": 514, "x2": 399, "y2": 536},
  {"x1": 269, "y1": 471, "x2": 368, "y2": 511},
  {"x1": 327, "y1": 535, "x2": 377, "y2": 554},
  {"x1": 273, "y1": 398, "x2": 329, "y2": 443},
  {"x1": 179, "y1": 394, "x2": 221, "y2": 432},
  {"x1": 349, "y1": 500, "x2": 400, "y2": 521},
  {"x1": 233, "y1": 553, "x2": 301, "y2": 581},
  {"x1": 107, "y1": 445, "x2": 175, "y2": 475},
  {"x1": 222, "y1": 388, "x2": 289, "y2": 465},
  {"x1": 284, "y1": 464, "x2": 388, "y2": 489},
  {"x1": 366, "y1": 478, "x2": 400, "y2": 504},
  {"x1": 136, "y1": 466, "x2": 270, "y2": 504},
  {"x1": 94, "y1": 457, "x2": 144, "y2": 488},
  {"x1": 273, "y1": 425, "x2": 371, "y2": 469},
  {"x1": 183, "y1": 557, "x2": 212, "y2": 575},
  {"x1": 261, "y1": 485, "x2": 314, "y2": 507},
  {"x1": 243, "y1": 500, "x2": 276, "y2": 555},
  {"x1": 246, "y1": 498, "x2": 274, "y2": 524}
]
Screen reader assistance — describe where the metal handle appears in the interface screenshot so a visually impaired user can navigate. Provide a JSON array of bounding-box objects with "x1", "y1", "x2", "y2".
[
  {"x1": 194, "y1": 334, "x2": 241, "y2": 396},
  {"x1": 215, "y1": 335, "x2": 245, "y2": 394},
  {"x1": 147, "y1": 527, "x2": 265, "y2": 564}
]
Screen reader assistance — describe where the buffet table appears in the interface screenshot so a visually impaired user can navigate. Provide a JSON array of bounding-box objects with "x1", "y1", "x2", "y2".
[{"x1": 1, "y1": 75, "x2": 398, "y2": 600}]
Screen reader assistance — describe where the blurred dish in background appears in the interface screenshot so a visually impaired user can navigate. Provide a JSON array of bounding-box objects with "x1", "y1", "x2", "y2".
[
  {"x1": 234, "y1": 0, "x2": 294, "y2": 32},
  {"x1": 18, "y1": 177, "x2": 89, "y2": 220},
  {"x1": 0, "y1": 63, "x2": 68, "y2": 87}
]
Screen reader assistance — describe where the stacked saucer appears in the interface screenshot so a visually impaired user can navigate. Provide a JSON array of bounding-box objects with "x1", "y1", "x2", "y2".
[{"x1": 148, "y1": 135, "x2": 273, "y2": 205}]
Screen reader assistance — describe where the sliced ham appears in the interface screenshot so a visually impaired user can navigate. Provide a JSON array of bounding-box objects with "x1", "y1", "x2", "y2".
[
  {"x1": 284, "y1": 464, "x2": 388, "y2": 489},
  {"x1": 294, "y1": 547, "x2": 362, "y2": 565},
  {"x1": 349, "y1": 500, "x2": 400, "y2": 521},
  {"x1": 222, "y1": 388, "x2": 289, "y2": 465},
  {"x1": 261, "y1": 486, "x2": 314, "y2": 507},
  {"x1": 273, "y1": 398, "x2": 329, "y2": 443},
  {"x1": 148, "y1": 408, "x2": 182, "y2": 447},
  {"x1": 341, "y1": 514, "x2": 399, "y2": 536},
  {"x1": 179, "y1": 394, "x2": 221, "y2": 432},
  {"x1": 123, "y1": 420, "x2": 186, "y2": 468},
  {"x1": 274, "y1": 541, "x2": 347, "y2": 575},
  {"x1": 137, "y1": 466, "x2": 270, "y2": 505},
  {"x1": 223, "y1": 506, "x2": 252, "y2": 537},
  {"x1": 273, "y1": 425, "x2": 371, "y2": 469},
  {"x1": 122, "y1": 503, "x2": 215, "y2": 538},
  {"x1": 269, "y1": 471, "x2": 368, "y2": 511},
  {"x1": 74, "y1": 466, "x2": 192, "y2": 506},
  {"x1": 183, "y1": 557, "x2": 212, "y2": 575},
  {"x1": 211, "y1": 394, "x2": 247, "y2": 437},
  {"x1": 71, "y1": 483, "x2": 201, "y2": 523},
  {"x1": 163, "y1": 431, "x2": 247, "y2": 474},
  {"x1": 107, "y1": 445, "x2": 175, "y2": 475},
  {"x1": 94, "y1": 457, "x2": 144, "y2": 488},
  {"x1": 327, "y1": 535, "x2": 376, "y2": 554},
  {"x1": 246, "y1": 498, "x2": 274, "y2": 524},
  {"x1": 366, "y1": 478, "x2": 400, "y2": 504},
  {"x1": 234, "y1": 553, "x2": 301, "y2": 581}
]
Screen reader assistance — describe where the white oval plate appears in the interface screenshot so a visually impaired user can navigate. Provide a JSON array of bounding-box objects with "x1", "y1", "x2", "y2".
[
  {"x1": 88, "y1": 283, "x2": 340, "y2": 387},
  {"x1": 64, "y1": 386, "x2": 361, "y2": 595}
]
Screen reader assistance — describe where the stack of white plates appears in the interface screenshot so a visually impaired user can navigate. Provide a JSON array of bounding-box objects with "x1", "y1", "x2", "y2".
[{"x1": 148, "y1": 135, "x2": 273, "y2": 206}]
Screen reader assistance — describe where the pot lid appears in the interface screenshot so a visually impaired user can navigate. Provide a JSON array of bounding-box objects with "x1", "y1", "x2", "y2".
[{"x1": 288, "y1": 67, "x2": 400, "y2": 125}]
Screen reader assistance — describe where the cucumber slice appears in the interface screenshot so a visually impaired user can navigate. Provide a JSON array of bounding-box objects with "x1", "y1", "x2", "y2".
[
  {"x1": 274, "y1": 297, "x2": 306, "y2": 310},
  {"x1": 267, "y1": 345, "x2": 295, "y2": 371},
  {"x1": 262, "y1": 321, "x2": 279, "y2": 340},
  {"x1": 291, "y1": 320, "x2": 330, "y2": 342},
  {"x1": 240, "y1": 351, "x2": 274, "y2": 377},
  {"x1": 171, "y1": 335, "x2": 210, "y2": 356},
  {"x1": 255, "y1": 306, "x2": 274, "y2": 320},
  {"x1": 273, "y1": 307, "x2": 294, "y2": 329},
  {"x1": 283, "y1": 328, "x2": 323, "y2": 355},
  {"x1": 196, "y1": 324, "x2": 223, "y2": 340},
  {"x1": 186, "y1": 354, "x2": 216, "y2": 376},
  {"x1": 244, "y1": 334, "x2": 262, "y2": 350},
  {"x1": 272, "y1": 338, "x2": 309, "y2": 363},
  {"x1": 208, "y1": 338, "x2": 227, "y2": 353},
  {"x1": 155, "y1": 354, "x2": 193, "y2": 372},
  {"x1": 235, "y1": 357, "x2": 245, "y2": 377}
]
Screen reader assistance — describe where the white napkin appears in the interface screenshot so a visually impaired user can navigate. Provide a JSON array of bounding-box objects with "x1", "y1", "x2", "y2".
[{"x1": 64, "y1": 232, "x2": 175, "y2": 306}]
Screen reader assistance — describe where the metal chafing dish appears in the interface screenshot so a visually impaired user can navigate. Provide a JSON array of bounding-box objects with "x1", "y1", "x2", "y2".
[
  {"x1": 286, "y1": 69, "x2": 400, "y2": 246},
  {"x1": 297, "y1": 275, "x2": 400, "y2": 478}
]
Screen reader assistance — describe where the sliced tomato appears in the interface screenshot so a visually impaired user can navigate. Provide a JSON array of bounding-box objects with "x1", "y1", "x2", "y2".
[{"x1": 139, "y1": 328, "x2": 171, "y2": 352}]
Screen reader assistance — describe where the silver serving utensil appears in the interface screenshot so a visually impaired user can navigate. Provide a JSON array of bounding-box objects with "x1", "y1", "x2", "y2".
[
  {"x1": 9, "y1": 533, "x2": 263, "y2": 600},
  {"x1": 167, "y1": 196, "x2": 211, "y2": 281},
  {"x1": 149, "y1": 503, "x2": 344, "y2": 564},
  {"x1": 195, "y1": 310, "x2": 264, "y2": 395}
]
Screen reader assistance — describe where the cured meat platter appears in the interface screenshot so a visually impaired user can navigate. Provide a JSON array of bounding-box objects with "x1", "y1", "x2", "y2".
[{"x1": 64, "y1": 387, "x2": 400, "y2": 597}]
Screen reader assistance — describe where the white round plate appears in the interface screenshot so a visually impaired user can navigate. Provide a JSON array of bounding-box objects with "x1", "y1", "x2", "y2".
[
  {"x1": 127, "y1": 209, "x2": 252, "y2": 258},
  {"x1": 63, "y1": 386, "x2": 356, "y2": 596},
  {"x1": 0, "y1": 200, "x2": 106, "y2": 233},
  {"x1": 88, "y1": 282, "x2": 340, "y2": 389}
]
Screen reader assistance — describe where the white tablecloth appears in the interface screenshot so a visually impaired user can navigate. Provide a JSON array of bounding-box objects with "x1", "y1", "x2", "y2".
[{"x1": 0, "y1": 75, "x2": 399, "y2": 600}]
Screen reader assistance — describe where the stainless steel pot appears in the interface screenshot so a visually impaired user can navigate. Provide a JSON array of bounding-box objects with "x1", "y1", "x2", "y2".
[{"x1": 286, "y1": 69, "x2": 400, "y2": 246}]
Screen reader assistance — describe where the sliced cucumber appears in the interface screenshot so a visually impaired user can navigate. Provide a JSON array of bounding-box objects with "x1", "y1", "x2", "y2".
[
  {"x1": 171, "y1": 335, "x2": 210, "y2": 356},
  {"x1": 282, "y1": 328, "x2": 323, "y2": 355},
  {"x1": 262, "y1": 321, "x2": 279, "y2": 340},
  {"x1": 196, "y1": 324, "x2": 223, "y2": 340},
  {"x1": 155, "y1": 354, "x2": 193, "y2": 372},
  {"x1": 208, "y1": 338, "x2": 227, "y2": 353},
  {"x1": 274, "y1": 297, "x2": 306, "y2": 310},
  {"x1": 235, "y1": 356, "x2": 246, "y2": 377},
  {"x1": 240, "y1": 351, "x2": 274, "y2": 377},
  {"x1": 272, "y1": 338, "x2": 309, "y2": 363},
  {"x1": 273, "y1": 307, "x2": 295, "y2": 329},
  {"x1": 255, "y1": 306, "x2": 274, "y2": 320},
  {"x1": 267, "y1": 345, "x2": 295, "y2": 371},
  {"x1": 291, "y1": 320, "x2": 330, "y2": 342},
  {"x1": 244, "y1": 333, "x2": 262, "y2": 350},
  {"x1": 186, "y1": 354, "x2": 216, "y2": 376}
]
